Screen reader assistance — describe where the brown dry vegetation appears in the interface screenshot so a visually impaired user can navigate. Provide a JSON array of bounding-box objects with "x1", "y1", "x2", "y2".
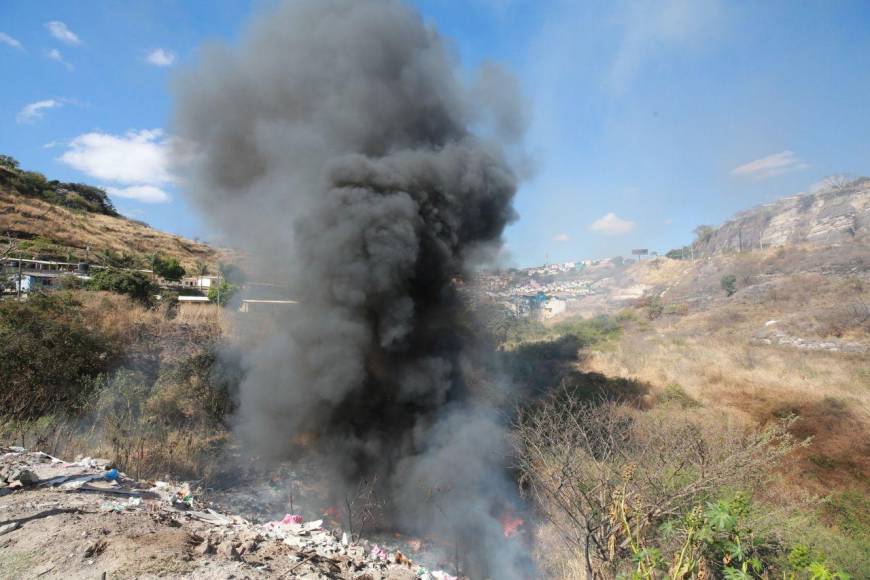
[
  {"x1": 0, "y1": 190, "x2": 233, "y2": 268},
  {"x1": 518, "y1": 242, "x2": 869, "y2": 576},
  {"x1": 0, "y1": 291, "x2": 239, "y2": 481},
  {"x1": 582, "y1": 245, "x2": 870, "y2": 496}
]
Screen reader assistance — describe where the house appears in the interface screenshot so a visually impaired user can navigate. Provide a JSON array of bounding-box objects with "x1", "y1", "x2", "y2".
[
  {"x1": 180, "y1": 275, "x2": 220, "y2": 291},
  {"x1": 541, "y1": 297, "x2": 566, "y2": 320},
  {"x1": 238, "y1": 299, "x2": 299, "y2": 313},
  {"x1": 5, "y1": 273, "x2": 57, "y2": 293}
]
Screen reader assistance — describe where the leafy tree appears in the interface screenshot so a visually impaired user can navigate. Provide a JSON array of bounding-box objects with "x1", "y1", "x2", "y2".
[
  {"x1": 150, "y1": 255, "x2": 186, "y2": 281},
  {"x1": 0, "y1": 154, "x2": 20, "y2": 170},
  {"x1": 89, "y1": 268, "x2": 158, "y2": 306},
  {"x1": 666, "y1": 246, "x2": 691, "y2": 260},
  {"x1": 694, "y1": 224, "x2": 716, "y2": 244},
  {"x1": 53, "y1": 182, "x2": 119, "y2": 216},
  {"x1": 721, "y1": 274, "x2": 737, "y2": 297},
  {"x1": 208, "y1": 280, "x2": 238, "y2": 307}
]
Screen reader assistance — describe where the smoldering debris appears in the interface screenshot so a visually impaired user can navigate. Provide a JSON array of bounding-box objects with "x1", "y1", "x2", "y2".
[{"x1": 173, "y1": 0, "x2": 530, "y2": 576}]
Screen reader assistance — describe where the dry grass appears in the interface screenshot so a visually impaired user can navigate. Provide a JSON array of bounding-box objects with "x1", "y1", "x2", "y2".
[
  {"x1": 0, "y1": 190, "x2": 237, "y2": 268},
  {"x1": 583, "y1": 269, "x2": 870, "y2": 496},
  {"x1": 0, "y1": 290, "x2": 240, "y2": 480}
]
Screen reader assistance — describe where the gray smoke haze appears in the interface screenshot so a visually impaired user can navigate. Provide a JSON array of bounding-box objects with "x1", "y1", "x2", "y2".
[{"x1": 173, "y1": 0, "x2": 529, "y2": 576}]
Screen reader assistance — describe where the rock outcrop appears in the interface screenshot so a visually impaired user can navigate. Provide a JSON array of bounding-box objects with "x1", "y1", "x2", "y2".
[{"x1": 696, "y1": 178, "x2": 870, "y2": 255}]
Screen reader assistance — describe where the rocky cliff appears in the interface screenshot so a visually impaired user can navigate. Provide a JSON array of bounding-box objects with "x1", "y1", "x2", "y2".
[{"x1": 696, "y1": 178, "x2": 870, "y2": 255}]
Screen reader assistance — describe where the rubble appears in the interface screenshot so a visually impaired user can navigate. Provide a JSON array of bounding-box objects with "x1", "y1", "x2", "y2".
[{"x1": 0, "y1": 446, "x2": 463, "y2": 579}]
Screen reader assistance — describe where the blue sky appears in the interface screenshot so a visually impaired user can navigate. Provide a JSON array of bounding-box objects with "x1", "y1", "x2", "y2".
[{"x1": 2, "y1": 0, "x2": 869, "y2": 266}]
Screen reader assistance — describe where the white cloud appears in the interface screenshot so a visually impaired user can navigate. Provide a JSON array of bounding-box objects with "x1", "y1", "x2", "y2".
[
  {"x1": 589, "y1": 212, "x2": 636, "y2": 235},
  {"x1": 0, "y1": 32, "x2": 24, "y2": 51},
  {"x1": 731, "y1": 150, "x2": 808, "y2": 180},
  {"x1": 106, "y1": 185, "x2": 170, "y2": 204},
  {"x1": 552, "y1": 233, "x2": 570, "y2": 242},
  {"x1": 46, "y1": 48, "x2": 74, "y2": 71},
  {"x1": 46, "y1": 21, "x2": 80, "y2": 46},
  {"x1": 60, "y1": 129, "x2": 173, "y2": 185},
  {"x1": 16, "y1": 99, "x2": 63, "y2": 123},
  {"x1": 145, "y1": 48, "x2": 176, "y2": 67}
]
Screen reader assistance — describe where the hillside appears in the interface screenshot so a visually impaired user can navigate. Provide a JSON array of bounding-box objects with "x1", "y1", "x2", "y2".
[
  {"x1": 0, "y1": 157, "x2": 227, "y2": 269},
  {"x1": 691, "y1": 177, "x2": 870, "y2": 256},
  {"x1": 530, "y1": 191, "x2": 870, "y2": 489}
]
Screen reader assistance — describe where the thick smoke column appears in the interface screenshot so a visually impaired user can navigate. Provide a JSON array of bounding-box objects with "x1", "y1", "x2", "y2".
[{"x1": 174, "y1": 0, "x2": 529, "y2": 576}]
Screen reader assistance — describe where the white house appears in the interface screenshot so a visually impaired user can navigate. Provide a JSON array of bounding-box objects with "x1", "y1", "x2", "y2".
[{"x1": 541, "y1": 297, "x2": 566, "y2": 320}]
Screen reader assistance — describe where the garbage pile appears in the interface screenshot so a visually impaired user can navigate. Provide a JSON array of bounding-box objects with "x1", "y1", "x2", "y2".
[{"x1": 0, "y1": 447, "x2": 460, "y2": 579}]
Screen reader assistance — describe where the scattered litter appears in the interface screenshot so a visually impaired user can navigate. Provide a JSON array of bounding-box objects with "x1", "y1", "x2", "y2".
[
  {"x1": 54, "y1": 474, "x2": 108, "y2": 490},
  {"x1": 79, "y1": 482, "x2": 142, "y2": 496},
  {"x1": 1, "y1": 447, "x2": 448, "y2": 579},
  {"x1": 185, "y1": 509, "x2": 232, "y2": 526},
  {"x1": 280, "y1": 513, "x2": 304, "y2": 525},
  {"x1": 0, "y1": 521, "x2": 20, "y2": 536},
  {"x1": 100, "y1": 501, "x2": 125, "y2": 513}
]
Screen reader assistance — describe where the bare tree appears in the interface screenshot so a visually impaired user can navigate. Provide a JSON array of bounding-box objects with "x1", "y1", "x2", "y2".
[
  {"x1": 513, "y1": 389, "x2": 802, "y2": 578},
  {"x1": 343, "y1": 476, "x2": 384, "y2": 542},
  {"x1": 820, "y1": 174, "x2": 854, "y2": 192}
]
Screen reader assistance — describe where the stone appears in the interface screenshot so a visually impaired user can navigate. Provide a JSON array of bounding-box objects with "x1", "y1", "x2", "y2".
[{"x1": 217, "y1": 540, "x2": 241, "y2": 561}]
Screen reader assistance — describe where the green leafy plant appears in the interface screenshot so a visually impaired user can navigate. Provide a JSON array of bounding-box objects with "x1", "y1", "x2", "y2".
[
  {"x1": 207, "y1": 279, "x2": 238, "y2": 307},
  {"x1": 89, "y1": 268, "x2": 158, "y2": 306},
  {"x1": 721, "y1": 274, "x2": 737, "y2": 297},
  {"x1": 150, "y1": 254, "x2": 186, "y2": 281}
]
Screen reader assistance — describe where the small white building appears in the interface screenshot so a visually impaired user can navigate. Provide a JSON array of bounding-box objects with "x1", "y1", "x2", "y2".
[
  {"x1": 541, "y1": 297, "x2": 567, "y2": 320},
  {"x1": 181, "y1": 275, "x2": 220, "y2": 291}
]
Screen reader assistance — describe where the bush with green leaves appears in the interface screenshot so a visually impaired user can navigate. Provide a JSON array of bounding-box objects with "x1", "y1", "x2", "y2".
[
  {"x1": 721, "y1": 274, "x2": 738, "y2": 297},
  {"x1": 0, "y1": 293, "x2": 117, "y2": 418},
  {"x1": 207, "y1": 279, "x2": 238, "y2": 307},
  {"x1": 0, "y1": 154, "x2": 19, "y2": 170},
  {"x1": 150, "y1": 254, "x2": 186, "y2": 281},
  {"x1": 88, "y1": 268, "x2": 158, "y2": 306}
]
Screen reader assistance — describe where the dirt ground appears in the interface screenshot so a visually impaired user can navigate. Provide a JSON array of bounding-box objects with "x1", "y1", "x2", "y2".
[{"x1": 0, "y1": 449, "x2": 427, "y2": 580}]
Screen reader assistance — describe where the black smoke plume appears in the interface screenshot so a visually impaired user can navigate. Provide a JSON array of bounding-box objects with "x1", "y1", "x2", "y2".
[{"x1": 173, "y1": 0, "x2": 529, "y2": 576}]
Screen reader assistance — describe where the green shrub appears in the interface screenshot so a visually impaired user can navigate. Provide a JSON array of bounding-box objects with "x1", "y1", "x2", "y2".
[
  {"x1": 721, "y1": 274, "x2": 738, "y2": 297},
  {"x1": 89, "y1": 268, "x2": 158, "y2": 306},
  {"x1": 663, "y1": 303, "x2": 689, "y2": 316},
  {"x1": 640, "y1": 295, "x2": 664, "y2": 320},
  {"x1": 151, "y1": 254, "x2": 186, "y2": 281},
  {"x1": 655, "y1": 383, "x2": 700, "y2": 408},
  {"x1": 553, "y1": 314, "x2": 622, "y2": 347},
  {"x1": 0, "y1": 293, "x2": 117, "y2": 418},
  {"x1": 207, "y1": 280, "x2": 238, "y2": 307}
]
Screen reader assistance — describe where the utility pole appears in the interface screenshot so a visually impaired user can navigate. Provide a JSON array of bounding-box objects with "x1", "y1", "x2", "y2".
[
  {"x1": 16, "y1": 252, "x2": 22, "y2": 299},
  {"x1": 215, "y1": 269, "x2": 222, "y2": 318}
]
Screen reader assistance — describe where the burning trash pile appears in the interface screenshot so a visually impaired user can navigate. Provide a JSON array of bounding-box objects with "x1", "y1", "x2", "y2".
[{"x1": 0, "y1": 446, "x2": 461, "y2": 579}]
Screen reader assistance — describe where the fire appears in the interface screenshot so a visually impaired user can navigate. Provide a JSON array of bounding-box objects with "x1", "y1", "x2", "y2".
[{"x1": 499, "y1": 513, "x2": 525, "y2": 538}]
